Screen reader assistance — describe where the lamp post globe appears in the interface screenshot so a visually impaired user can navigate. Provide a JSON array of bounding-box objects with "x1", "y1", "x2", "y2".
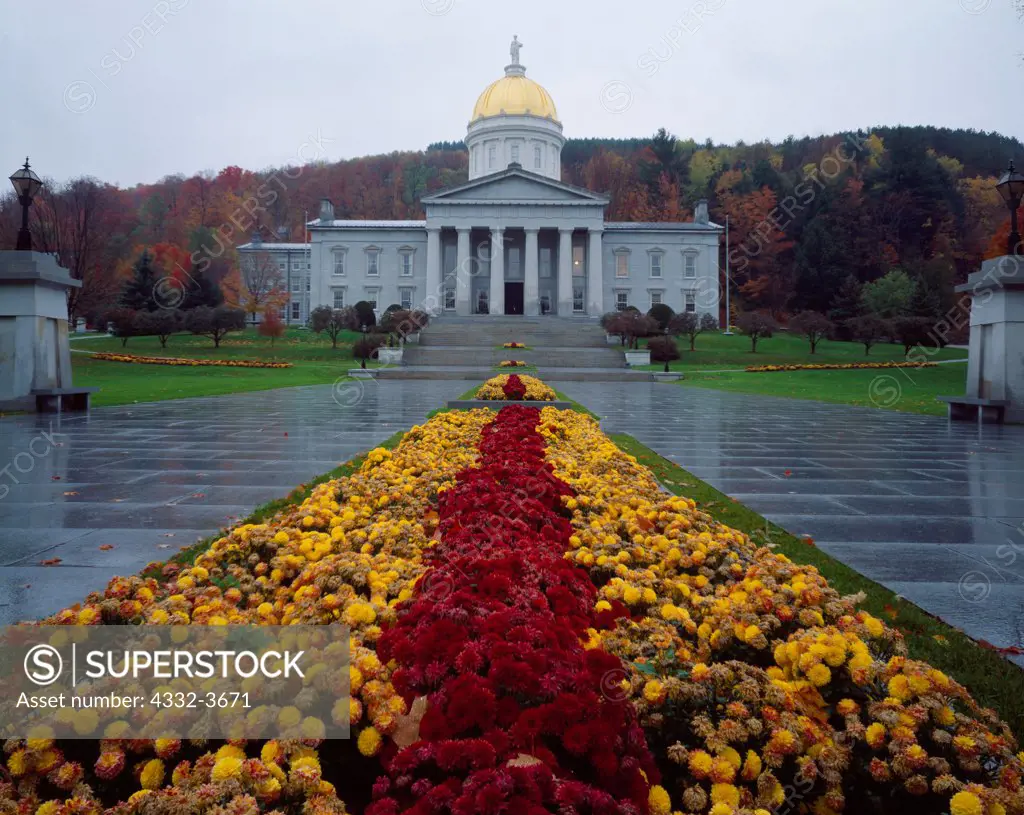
[
  {"x1": 996, "y1": 160, "x2": 1024, "y2": 257},
  {"x1": 9, "y1": 157, "x2": 43, "y2": 251}
]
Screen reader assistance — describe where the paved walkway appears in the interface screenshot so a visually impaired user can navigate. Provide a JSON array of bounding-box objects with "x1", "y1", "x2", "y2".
[
  {"x1": 553, "y1": 382, "x2": 1024, "y2": 667},
  {"x1": 0, "y1": 380, "x2": 467, "y2": 624}
]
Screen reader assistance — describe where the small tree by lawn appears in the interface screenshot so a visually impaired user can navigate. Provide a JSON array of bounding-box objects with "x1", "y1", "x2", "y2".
[
  {"x1": 184, "y1": 306, "x2": 246, "y2": 348},
  {"x1": 380, "y1": 308, "x2": 429, "y2": 345},
  {"x1": 669, "y1": 311, "x2": 718, "y2": 351},
  {"x1": 891, "y1": 315, "x2": 936, "y2": 357},
  {"x1": 603, "y1": 311, "x2": 658, "y2": 349},
  {"x1": 647, "y1": 303, "x2": 675, "y2": 331},
  {"x1": 845, "y1": 314, "x2": 891, "y2": 355},
  {"x1": 105, "y1": 308, "x2": 140, "y2": 347},
  {"x1": 736, "y1": 312, "x2": 779, "y2": 353},
  {"x1": 861, "y1": 269, "x2": 916, "y2": 319},
  {"x1": 309, "y1": 305, "x2": 357, "y2": 348},
  {"x1": 647, "y1": 336, "x2": 680, "y2": 363},
  {"x1": 788, "y1": 310, "x2": 834, "y2": 354},
  {"x1": 133, "y1": 309, "x2": 182, "y2": 348},
  {"x1": 828, "y1": 274, "x2": 862, "y2": 339},
  {"x1": 258, "y1": 307, "x2": 285, "y2": 346}
]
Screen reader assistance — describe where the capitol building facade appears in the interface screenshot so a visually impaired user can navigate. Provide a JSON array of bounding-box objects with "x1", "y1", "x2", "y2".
[{"x1": 239, "y1": 39, "x2": 722, "y2": 322}]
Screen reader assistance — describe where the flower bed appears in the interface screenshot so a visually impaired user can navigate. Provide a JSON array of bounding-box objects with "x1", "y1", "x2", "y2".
[
  {"x1": 498, "y1": 360, "x2": 527, "y2": 368},
  {"x1": 538, "y1": 406, "x2": 1024, "y2": 815},
  {"x1": 3, "y1": 378, "x2": 1022, "y2": 815},
  {"x1": 91, "y1": 352, "x2": 292, "y2": 369},
  {"x1": 746, "y1": 361, "x2": 939, "y2": 373},
  {"x1": 475, "y1": 373, "x2": 556, "y2": 402}
]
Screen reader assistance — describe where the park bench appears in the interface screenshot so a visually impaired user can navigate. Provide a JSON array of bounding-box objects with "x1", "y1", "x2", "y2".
[
  {"x1": 32, "y1": 387, "x2": 98, "y2": 414},
  {"x1": 936, "y1": 395, "x2": 1008, "y2": 423}
]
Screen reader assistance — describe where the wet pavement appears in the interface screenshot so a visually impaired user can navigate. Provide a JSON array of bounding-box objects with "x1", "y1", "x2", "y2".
[
  {"x1": 0, "y1": 380, "x2": 467, "y2": 624},
  {"x1": 553, "y1": 382, "x2": 1024, "y2": 667}
]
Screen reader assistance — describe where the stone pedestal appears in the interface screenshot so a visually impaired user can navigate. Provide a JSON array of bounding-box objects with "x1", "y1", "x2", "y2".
[
  {"x1": 0, "y1": 251, "x2": 81, "y2": 411},
  {"x1": 950, "y1": 255, "x2": 1024, "y2": 422}
]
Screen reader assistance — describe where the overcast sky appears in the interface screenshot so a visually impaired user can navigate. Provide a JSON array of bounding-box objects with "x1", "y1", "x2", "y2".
[{"x1": 2, "y1": 0, "x2": 1021, "y2": 187}]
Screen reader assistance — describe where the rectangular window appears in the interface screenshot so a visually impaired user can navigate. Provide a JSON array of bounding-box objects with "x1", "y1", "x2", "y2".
[
  {"x1": 573, "y1": 285, "x2": 585, "y2": 313},
  {"x1": 650, "y1": 254, "x2": 662, "y2": 278},
  {"x1": 615, "y1": 254, "x2": 629, "y2": 278},
  {"x1": 291, "y1": 301, "x2": 301, "y2": 320},
  {"x1": 366, "y1": 251, "x2": 379, "y2": 277},
  {"x1": 616, "y1": 291, "x2": 629, "y2": 311},
  {"x1": 650, "y1": 291, "x2": 662, "y2": 307},
  {"x1": 400, "y1": 288, "x2": 413, "y2": 310},
  {"x1": 333, "y1": 253, "x2": 345, "y2": 275},
  {"x1": 509, "y1": 247, "x2": 521, "y2": 278},
  {"x1": 685, "y1": 292, "x2": 696, "y2": 312},
  {"x1": 333, "y1": 288, "x2": 345, "y2": 309},
  {"x1": 539, "y1": 247, "x2": 552, "y2": 278},
  {"x1": 488, "y1": 145, "x2": 496, "y2": 168},
  {"x1": 511, "y1": 143, "x2": 519, "y2": 163},
  {"x1": 278, "y1": 261, "x2": 286, "y2": 271},
  {"x1": 572, "y1": 245, "x2": 585, "y2": 277},
  {"x1": 444, "y1": 286, "x2": 456, "y2": 311},
  {"x1": 684, "y1": 254, "x2": 697, "y2": 278},
  {"x1": 534, "y1": 145, "x2": 542, "y2": 169},
  {"x1": 291, "y1": 277, "x2": 302, "y2": 293},
  {"x1": 401, "y1": 253, "x2": 413, "y2": 276}
]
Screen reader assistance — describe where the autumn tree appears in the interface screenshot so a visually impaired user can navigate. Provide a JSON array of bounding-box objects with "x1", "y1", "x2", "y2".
[
  {"x1": 669, "y1": 311, "x2": 717, "y2": 351},
  {"x1": 736, "y1": 312, "x2": 778, "y2": 353},
  {"x1": 240, "y1": 251, "x2": 285, "y2": 323},
  {"x1": 891, "y1": 316, "x2": 936, "y2": 357},
  {"x1": 103, "y1": 308, "x2": 139, "y2": 347},
  {"x1": 788, "y1": 310, "x2": 834, "y2": 354},
  {"x1": 258, "y1": 307, "x2": 285, "y2": 346}
]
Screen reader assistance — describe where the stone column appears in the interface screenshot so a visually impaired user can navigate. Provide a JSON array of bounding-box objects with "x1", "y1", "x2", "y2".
[
  {"x1": 489, "y1": 226, "x2": 505, "y2": 316},
  {"x1": 425, "y1": 227, "x2": 442, "y2": 315},
  {"x1": 524, "y1": 228, "x2": 540, "y2": 316},
  {"x1": 587, "y1": 228, "x2": 604, "y2": 316},
  {"x1": 455, "y1": 227, "x2": 472, "y2": 316},
  {"x1": 557, "y1": 227, "x2": 573, "y2": 316}
]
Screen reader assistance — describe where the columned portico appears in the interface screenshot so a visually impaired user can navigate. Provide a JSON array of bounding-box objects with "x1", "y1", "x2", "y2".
[
  {"x1": 557, "y1": 227, "x2": 573, "y2": 316},
  {"x1": 587, "y1": 228, "x2": 603, "y2": 316},
  {"x1": 524, "y1": 228, "x2": 540, "y2": 316},
  {"x1": 489, "y1": 226, "x2": 505, "y2": 316},
  {"x1": 455, "y1": 227, "x2": 472, "y2": 316}
]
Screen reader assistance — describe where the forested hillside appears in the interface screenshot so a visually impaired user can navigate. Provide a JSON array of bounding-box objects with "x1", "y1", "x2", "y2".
[{"x1": 1, "y1": 125, "x2": 1019, "y2": 324}]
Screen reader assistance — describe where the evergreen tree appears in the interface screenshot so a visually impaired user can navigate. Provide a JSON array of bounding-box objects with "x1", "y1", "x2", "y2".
[
  {"x1": 120, "y1": 250, "x2": 159, "y2": 312},
  {"x1": 828, "y1": 275, "x2": 863, "y2": 339}
]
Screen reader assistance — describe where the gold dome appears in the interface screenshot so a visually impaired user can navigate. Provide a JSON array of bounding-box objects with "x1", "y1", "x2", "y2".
[{"x1": 471, "y1": 74, "x2": 559, "y2": 123}]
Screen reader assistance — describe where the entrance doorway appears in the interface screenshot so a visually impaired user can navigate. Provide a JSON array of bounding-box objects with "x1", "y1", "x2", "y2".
[{"x1": 504, "y1": 282, "x2": 524, "y2": 315}]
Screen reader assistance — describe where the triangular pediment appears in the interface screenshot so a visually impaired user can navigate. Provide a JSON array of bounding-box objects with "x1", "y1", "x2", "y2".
[{"x1": 423, "y1": 167, "x2": 608, "y2": 205}]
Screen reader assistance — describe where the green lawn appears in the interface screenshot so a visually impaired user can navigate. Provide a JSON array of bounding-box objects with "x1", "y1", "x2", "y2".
[
  {"x1": 70, "y1": 328, "x2": 369, "y2": 407},
  {"x1": 635, "y1": 331, "x2": 967, "y2": 371},
  {"x1": 678, "y1": 363, "x2": 967, "y2": 416},
  {"x1": 611, "y1": 433, "x2": 1024, "y2": 741}
]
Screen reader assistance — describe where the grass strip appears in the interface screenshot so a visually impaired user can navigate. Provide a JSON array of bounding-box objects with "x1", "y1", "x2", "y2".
[{"x1": 610, "y1": 432, "x2": 1024, "y2": 741}]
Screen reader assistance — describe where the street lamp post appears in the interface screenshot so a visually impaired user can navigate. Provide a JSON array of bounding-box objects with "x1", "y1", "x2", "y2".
[
  {"x1": 9, "y1": 157, "x2": 43, "y2": 251},
  {"x1": 722, "y1": 214, "x2": 733, "y2": 334},
  {"x1": 996, "y1": 160, "x2": 1024, "y2": 257}
]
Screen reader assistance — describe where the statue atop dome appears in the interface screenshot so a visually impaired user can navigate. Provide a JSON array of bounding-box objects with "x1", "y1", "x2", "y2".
[{"x1": 510, "y1": 35, "x2": 522, "y2": 66}]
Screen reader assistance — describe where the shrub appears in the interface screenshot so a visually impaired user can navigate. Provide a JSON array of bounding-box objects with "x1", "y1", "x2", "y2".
[
  {"x1": 845, "y1": 314, "x2": 891, "y2": 355},
  {"x1": 309, "y1": 305, "x2": 357, "y2": 348},
  {"x1": 379, "y1": 308, "x2": 428, "y2": 341},
  {"x1": 353, "y1": 333, "x2": 386, "y2": 367},
  {"x1": 353, "y1": 300, "x2": 377, "y2": 329},
  {"x1": 736, "y1": 311, "x2": 779, "y2": 352},
  {"x1": 183, "y1": 306, "x2": 246, "y2": 348},
  {"x1": 788, "y1": 310, "x2": 834, "y2": 354},
  {"x1": 669, "y1": 311, "x2": 718, "y2": 351},
  {"x1": 892, "y1": 315, "x2": 937, "y2": 356},
  {"x1": 133, "y1": 309, "x2": 182, "y2": 348},
  {"x1": 647, "y1": 335, "x2": 680, "y2": 362},
  {"x1": 104, "y1": 308, "x2": 140, "y2": 347},
  {"x1": 647, "y1": 303, "x2": 675, "y2": 331}
]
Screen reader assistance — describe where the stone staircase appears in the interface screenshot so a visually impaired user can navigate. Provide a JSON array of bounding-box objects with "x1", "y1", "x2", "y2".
[{"x1": 373, "y1": 316, "x2": 655, "y2": 381}]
